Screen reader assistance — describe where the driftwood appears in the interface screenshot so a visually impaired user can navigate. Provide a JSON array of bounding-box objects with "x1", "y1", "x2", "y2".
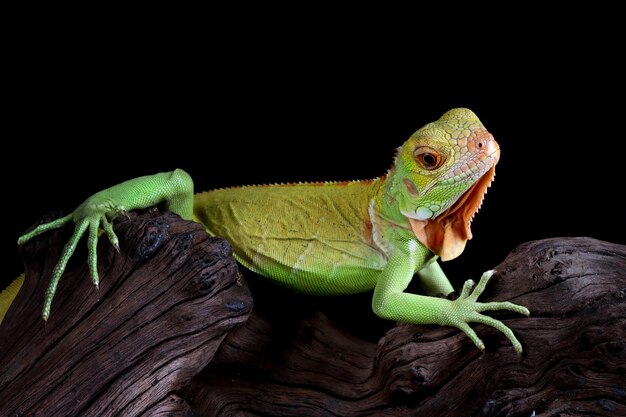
[
  {"x1": 1, "y1": 211, "x2": 624, "y2": 417},
  {"x1": 186, "y1": 237, "x2": 626, "y2": 417},
  {"x1": 0, "y1": 211, "x2": 252, "y2": 417}
]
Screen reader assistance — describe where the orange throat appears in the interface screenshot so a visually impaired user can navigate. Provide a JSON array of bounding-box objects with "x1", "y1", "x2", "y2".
[{"x1": 408, "y1": 165, "x2": 496, "y2": 261}]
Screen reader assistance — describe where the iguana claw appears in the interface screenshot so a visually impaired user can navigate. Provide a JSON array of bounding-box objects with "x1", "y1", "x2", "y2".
[
  {"x1": 442, "y1": 270, "x2": 530, "y2": 354},
  {"x1": 18, "y1": 204, "x2": 120, "y2": 321}
]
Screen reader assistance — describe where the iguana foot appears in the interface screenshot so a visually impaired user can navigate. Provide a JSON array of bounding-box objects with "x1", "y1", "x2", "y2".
[
  {"x1": 18, "y1": 203, "x2": 121, "y2": 321},
  {"x1": 440, "y1": 270, "x2": 530, "y2": 354},
  {"x1": 16, "y1": 170, "x2": 195, "y2": 321}
]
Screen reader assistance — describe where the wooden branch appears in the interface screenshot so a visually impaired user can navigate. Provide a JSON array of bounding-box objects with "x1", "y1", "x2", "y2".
[
  {"x1": 2, "y1": 208, "x2": 624, "y2": 417},
  {"x1": 184, "y1": 237, "x2": 626, "y2": 417},
  {"x1": 0, "y1": 211, "x2": 251, "y2": 417}
]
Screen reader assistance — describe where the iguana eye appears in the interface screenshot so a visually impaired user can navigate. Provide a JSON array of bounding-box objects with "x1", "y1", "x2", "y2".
[{"x1": 414, "y1": 147, "x2": 444, "y2": 170}]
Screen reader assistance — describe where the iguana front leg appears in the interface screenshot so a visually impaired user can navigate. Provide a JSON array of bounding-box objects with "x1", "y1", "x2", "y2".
[
  {"x1": 17, "y1": 169, "x2": 194, "y2": 320},
  {"x1": 415, "y1": 257, "x2": 454, "y2": 297},
  {"x1": 372, "y1": 239, "x2": 529, "y2": 354}
]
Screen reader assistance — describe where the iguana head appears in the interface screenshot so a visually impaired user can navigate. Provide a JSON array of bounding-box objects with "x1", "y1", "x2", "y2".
[{"x1": 393, "y1": 108, "x2": 499, "y2": 261}]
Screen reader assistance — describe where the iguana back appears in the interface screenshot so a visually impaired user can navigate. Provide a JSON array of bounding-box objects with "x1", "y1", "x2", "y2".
[{"x1": 193, "y1": 180, "x2": 387, "y2": 295}]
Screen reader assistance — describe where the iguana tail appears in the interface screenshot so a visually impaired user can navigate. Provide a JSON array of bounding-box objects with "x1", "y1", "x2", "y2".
[{"x1": 0, "y1": 274, "x2": 24, "y2": 325}]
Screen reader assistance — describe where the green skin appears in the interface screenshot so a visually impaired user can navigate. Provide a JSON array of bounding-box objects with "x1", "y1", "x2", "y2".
[{"x1": 6, "y1": 108, "x2": 529, "y2": 353}]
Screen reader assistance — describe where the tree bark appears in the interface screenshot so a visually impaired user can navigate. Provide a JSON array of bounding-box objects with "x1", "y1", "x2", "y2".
[
  {"x1": 1, "y1": 210, "x2": 624, "y2": 417},
  {"x1": 184, "y1": 237, "x2": 626, "y2": 417},
  {"x1": 0, "y1": 210, "x2": 251, "y2": 417}
]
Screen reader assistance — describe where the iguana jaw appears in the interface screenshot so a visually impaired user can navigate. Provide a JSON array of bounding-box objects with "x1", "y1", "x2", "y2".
[{"x1": 407, "y1": 165, "x2": 496, "y2": 261}]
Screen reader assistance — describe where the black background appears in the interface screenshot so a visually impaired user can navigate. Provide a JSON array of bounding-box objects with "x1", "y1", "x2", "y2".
[{"x1": 3, "y1": 19, "x2": 625, "y2": 300}]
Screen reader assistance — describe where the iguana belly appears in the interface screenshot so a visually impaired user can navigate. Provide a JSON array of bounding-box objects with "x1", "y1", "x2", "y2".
[{"x1": 193, "y1": 181, "x2": 386, "y2": 295}]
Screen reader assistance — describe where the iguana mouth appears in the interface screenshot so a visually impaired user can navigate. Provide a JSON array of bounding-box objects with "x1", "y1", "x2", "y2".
[{"x1": 408, "y1": 165, "x2": 496, "y2": 261}]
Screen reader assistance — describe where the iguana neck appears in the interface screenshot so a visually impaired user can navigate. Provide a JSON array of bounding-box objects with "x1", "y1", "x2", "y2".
[{"x1": 373, "y1": 166, "x2": 413, "y2": 229}]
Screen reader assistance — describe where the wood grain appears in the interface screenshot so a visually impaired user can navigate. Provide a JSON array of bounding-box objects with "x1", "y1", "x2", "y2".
[
  {"x1": 185, "y1": 237, "x2": 626, "y2": 417},
  {"x1": 0, "y1": 210, "x2": 251, "y2": 417}
]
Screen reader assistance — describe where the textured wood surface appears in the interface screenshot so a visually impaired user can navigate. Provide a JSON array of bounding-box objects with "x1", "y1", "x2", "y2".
[
  {"x1": 0, "y1": 211, "x2": 251, "y2": 417},
  {"x1": 185, "y1": 237, "x2": 626, "y2": 417}
]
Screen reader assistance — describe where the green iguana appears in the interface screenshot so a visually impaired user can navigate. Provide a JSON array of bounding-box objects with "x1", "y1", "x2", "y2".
[{"x1": 0, "y1": 108, "x2": 529, "y2": 353}]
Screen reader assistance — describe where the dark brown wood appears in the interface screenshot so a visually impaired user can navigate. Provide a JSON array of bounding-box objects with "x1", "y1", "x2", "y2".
[
  {"x1": 184, "y1": 237, "x2": 626, "y2": 417},
  {"x1": 0, "y1": 211, "x2": 252, "y2": 417},
  {"x1": 2, "y1": 210, "x2": 625, "y2": 417}
]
